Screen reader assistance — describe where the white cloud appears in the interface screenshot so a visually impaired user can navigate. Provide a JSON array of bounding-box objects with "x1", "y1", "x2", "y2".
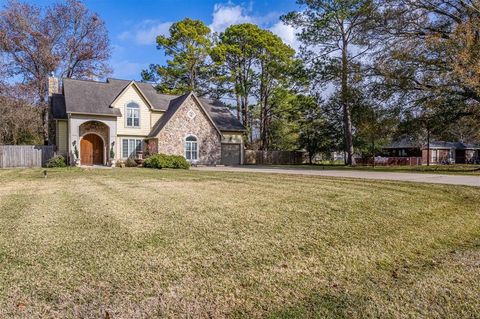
[
  {"x1": 119, "y1": 20, "x2": 172, "y2": 45},
  {"x1": 269, "y1": 21, "x2": 300, "y2": 52},
  {"x1": 209, "y1": 2, "x2": 277, "y2": 33},
  {"x1": 209, "y1": 3, "x2": 254, "y2": 32},
  {"x1": 210, "y1": 2, "x2": 299, "y2": 52}
]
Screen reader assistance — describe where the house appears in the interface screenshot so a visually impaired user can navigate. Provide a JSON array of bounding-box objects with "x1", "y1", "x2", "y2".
[
  {"x1": 49, "y1": 76, "x2": 246, "y2": 166},
  {"x1": 421, "y1": 141, "x2": 480, "y2": 164},
  {"x1": 382, "y1": 137, "x2": 422, "y2": 158},
  {"x1": 382, "y1": 137, "x2": 480, "y2": 165}
]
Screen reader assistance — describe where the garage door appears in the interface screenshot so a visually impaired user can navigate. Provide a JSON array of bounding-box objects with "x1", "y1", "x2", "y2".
[{"x1": 221, "y1": 143, "x2": 241, "y2": 165}]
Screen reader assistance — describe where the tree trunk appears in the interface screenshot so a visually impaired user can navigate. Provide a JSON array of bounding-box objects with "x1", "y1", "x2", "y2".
[
  {"x1": 427, "y1": 126, "x2": 430, "y2": 166},
  {"x1": 261, "y1": 96, "x2": 269, "y2": 150},
  {"x1": 259, "y1": 61, "x2": 265, "y2": 150},
  {"x1": 235, "y1": 93, "x2": 242, "y2": 121},
  {"x1": 241, "y1": 95, "x2": 249, "y2": 143},
  {"x1": 341, "y1": 42, "x2": 354, "y2": 166},
  {"x1": 39, "y1": 90, "x2": 49, "y2": 145},
  {"x1": 263, "y1": 104, "x2": 269, "y2": 150},
  {"x1": 372, "y1": 138, "x2": 375, "y2": 168}
]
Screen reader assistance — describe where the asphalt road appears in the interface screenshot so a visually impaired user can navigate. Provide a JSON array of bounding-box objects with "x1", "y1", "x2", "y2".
[{"x1": 193, "y1": 166, "x2": 480, "y2": 187}]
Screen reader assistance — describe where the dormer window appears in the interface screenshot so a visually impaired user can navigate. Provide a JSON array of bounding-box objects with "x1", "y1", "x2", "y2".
[{"x1": 126, "y1": 102, "x2": 140, "y2": 127}]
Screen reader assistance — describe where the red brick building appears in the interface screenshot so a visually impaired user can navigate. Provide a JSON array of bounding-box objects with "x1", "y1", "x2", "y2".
[
  {"x1": 421, "y1": 141, "x2": 480, "y2": 164},
  {"x1": 383, "y1": 139, "x2": 480, "y2": 165}
]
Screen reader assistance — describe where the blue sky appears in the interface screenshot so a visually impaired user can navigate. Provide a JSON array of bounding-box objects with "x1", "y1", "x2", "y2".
[{"x1": 4, "y1": 0, "x2": 301, "y2": 80}]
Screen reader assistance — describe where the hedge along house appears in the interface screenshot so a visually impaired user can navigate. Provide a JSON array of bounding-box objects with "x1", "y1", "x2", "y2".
[{"x1": 49, "y1": 77, "x2": 246, "y2": 166}]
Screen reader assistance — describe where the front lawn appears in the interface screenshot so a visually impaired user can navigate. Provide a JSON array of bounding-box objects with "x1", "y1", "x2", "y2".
[{"x1": 0, "y1": 168, "x2": 479, "y2": 318}]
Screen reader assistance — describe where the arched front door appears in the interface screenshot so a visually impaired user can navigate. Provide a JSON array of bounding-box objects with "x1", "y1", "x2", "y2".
[{"x1": 80, "y1": 134, "x2": 104, "y2": 165}]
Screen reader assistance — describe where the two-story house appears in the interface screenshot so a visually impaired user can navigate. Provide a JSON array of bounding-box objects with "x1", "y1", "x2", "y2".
[{"x1": 49, "y1": 77, "x2": 245, "y2": 166}]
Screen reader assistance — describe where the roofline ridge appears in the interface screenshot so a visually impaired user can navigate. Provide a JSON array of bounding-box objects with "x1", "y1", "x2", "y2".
[{"x1": 62, "y1": 77, "x2": 108, "y2": 84}]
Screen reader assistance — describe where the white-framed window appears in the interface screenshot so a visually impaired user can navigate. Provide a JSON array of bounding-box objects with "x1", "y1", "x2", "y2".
[
  {"x1": 122, "y1": 138, "x2": 143, "y2": 158},
  {"x1": 184, "y1": 135, "x2": 198, "y2": 161},
  {"x1": 431, "y1": 149, "x2": 438, "y2": 162},
  {"x1": 126, "y1": 102, "x2": 140, "y2": 127}
]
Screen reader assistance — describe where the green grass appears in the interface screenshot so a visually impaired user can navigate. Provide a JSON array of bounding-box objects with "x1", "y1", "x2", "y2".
[
  {"x1": 0, "y1": 167, "x2": 479, "y2": 318},
  {"x1": 264, "y1": 163, "x2": 480, "y2": 175}
]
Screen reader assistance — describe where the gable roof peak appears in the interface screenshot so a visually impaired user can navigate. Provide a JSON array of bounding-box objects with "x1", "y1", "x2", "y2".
[
  {"x1": 109, "y1": 80, "x2": 155, "y2": 109},
  {"x1": 148, "y1": 92, "x2": 222, "y2": 138}
]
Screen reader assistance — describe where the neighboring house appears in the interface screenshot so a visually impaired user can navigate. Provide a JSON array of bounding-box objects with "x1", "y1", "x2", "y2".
[
  {"x1": 383, "y1": 137, "x2": 480, "y2": 164},
  {"x1": 382, "y1": 137, "x2": 422, "y2": 158},
  {"x1": 49, "y1": 77, "x2": 246, "y2": 166},
  {"x1": 421, "y1": 141, "x2": 480, "y2": 164}
]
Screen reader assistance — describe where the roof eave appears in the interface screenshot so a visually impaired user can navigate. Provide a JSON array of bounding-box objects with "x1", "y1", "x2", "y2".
[
  {"x1": 67, "y1": 111, "x2": 121, "y2": 117},
  {"x1": 220, "y1": 128, "x2": 247, "y2": 133}
]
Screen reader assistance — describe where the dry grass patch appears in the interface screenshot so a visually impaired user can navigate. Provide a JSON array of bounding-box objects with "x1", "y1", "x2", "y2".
[{"x1": 0, "y1": 167, "x2": 479, "y2": 318}]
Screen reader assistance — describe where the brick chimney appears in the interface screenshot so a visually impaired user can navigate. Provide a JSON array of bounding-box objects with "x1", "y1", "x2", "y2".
[{"x1": 48, "y1": 73, "x2": 59, "y2": 96}]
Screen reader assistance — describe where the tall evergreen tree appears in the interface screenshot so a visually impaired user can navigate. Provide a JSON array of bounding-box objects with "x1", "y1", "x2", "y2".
[
  {"x1": 142, "y1": 18, "x2": 213, "y2": 96},
  {"x1": 211, "y1": 24, "x2": 263, "y2": 140},
  {"x1": 211, "y1": 23, "x2": 298, "y2": 147},
  {"x1": 282, "y1": 0, "x2": 379, "y2": 165}
]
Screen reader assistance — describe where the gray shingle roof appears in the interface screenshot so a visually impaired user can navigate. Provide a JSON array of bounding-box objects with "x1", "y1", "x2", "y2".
[
  {"x1": 424, "y1": 141, "x2": 480, "y2": 149},
  {"x1": 107, "y1": 78, "x2": 177, "y2": 111},
  {"x1": 62, "y1": 78, "x2": 123, "y2": 116},
  {"x1": 199, "y1": 97, "x2": 245, "y2": 131},
  {"x1": 50, "y1": 78, "x2": 245, "y2": 133},
  {"x1": 148, "y1": 93, "x2": 191, "y2": 138},
  {"x1": 383, "y1": 137, "x2": 421, "y2": 149}
]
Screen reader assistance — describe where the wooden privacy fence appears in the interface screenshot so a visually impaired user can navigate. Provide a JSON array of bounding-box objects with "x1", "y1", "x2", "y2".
[
  {"x1": 244, "y1": 150, "x2": 306, "y2": 165},
  {"x1": 0, "y1": 145, "x2": 55, "y2": 168}
]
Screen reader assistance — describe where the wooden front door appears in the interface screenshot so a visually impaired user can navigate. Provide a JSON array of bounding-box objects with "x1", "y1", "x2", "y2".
[{"x1": 80, "y1": 134, "x2": 104, "y2": 165}]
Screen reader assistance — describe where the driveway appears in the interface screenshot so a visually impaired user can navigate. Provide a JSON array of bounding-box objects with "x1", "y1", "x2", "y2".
[{"x1": 193, "y1": 166, "x2": 480, "y2": 187}]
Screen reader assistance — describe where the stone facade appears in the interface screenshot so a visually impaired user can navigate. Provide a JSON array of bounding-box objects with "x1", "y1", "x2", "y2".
[
  {"x1": 79, "y1": 121, "x2": 110, "y2": 146},
  {"x1": 155, "y1": 96, "x2": 221, "y2": 165}
]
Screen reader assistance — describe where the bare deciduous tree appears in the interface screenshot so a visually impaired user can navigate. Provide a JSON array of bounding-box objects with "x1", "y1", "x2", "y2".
[
  {"x1": 0, "y1": 94, "x2": 43, "y2": 145},
  {"x1": 0, "y1": 0, "x2": 111, "y2": 144}
]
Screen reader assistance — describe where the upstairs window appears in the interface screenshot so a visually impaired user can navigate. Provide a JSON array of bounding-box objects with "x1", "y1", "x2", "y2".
[
  {"x1": 185, "y1": 135, "x2": 198, "y2": 161},
  {"x1": 126, "y1": 102, "x2": 140, "y2": 127}
]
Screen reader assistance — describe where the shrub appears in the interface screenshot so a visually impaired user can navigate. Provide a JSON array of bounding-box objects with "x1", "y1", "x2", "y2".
[
  {"x1": 46, "y1": 155, "x2": 66, "y2": 168},
  {"x1": 143, "y1": 154, "x2": 190, "y2": 169},
  {"x1": 125, "y1": 158, "x2": 138, "y2": 167}
]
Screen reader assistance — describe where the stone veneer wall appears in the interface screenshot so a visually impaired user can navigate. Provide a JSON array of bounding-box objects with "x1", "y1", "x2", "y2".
[
  {"x1": 79, "y1": 121, "x2": 110, "y2": 151},
  {"x1": 156, "y1": 97, "x2": 221, "y2": 165}
]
